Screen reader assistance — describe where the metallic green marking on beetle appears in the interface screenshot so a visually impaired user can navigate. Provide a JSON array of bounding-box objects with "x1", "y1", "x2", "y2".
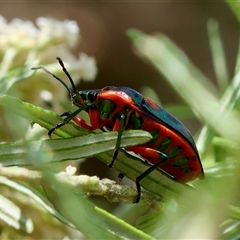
[
  {"x1": 168, "y1": 146, "x2": 182, "y2": 158},
  {"x1": 131, "y1": 112, "x2": 143, "y2": 129},
  {"x1": 158, "y1": 137, "x2": 172, "y2": 151},
  {"x1": 173, "y1": 156, "x2": 189, "y2": 167},
  {"x1": 98, "y1": 99, "x2": 116, "y2": 119},
  {"x1": 147, "y1": 129, "x2": 160, "y2": 144},
  {"x1": 181, "y1": 167, "x2": 192, "y2": 173}
]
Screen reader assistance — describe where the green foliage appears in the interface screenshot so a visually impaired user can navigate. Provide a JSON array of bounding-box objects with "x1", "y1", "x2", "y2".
[
  {"x1": 2, "y1": 4, "x2": 240, "y2": 239},
  {"x1": 125, "y1": 5, "x2": 240, "y2": 237}
]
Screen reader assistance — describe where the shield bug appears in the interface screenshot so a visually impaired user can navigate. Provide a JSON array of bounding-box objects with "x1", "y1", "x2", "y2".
[{"x1": 33, "y1": 58, "x2": 204, "y2": 203}]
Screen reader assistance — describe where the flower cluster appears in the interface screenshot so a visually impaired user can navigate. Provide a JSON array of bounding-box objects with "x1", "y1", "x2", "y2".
[
  {"x1": 0, "y1": 16, "x2": 80, "y2": 55},
  {"x1": 0, "y1": 15, "x2": 97, "y2": 108}
]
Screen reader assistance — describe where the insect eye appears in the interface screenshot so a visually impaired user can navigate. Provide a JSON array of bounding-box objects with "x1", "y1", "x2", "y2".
[{"x1": 88, "y1": 91, "x2": 97, "y2": 102}]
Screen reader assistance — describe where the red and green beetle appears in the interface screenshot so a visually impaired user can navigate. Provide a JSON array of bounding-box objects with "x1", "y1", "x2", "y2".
[{"x1": 33, "y1": 57, "x2": 204, "y2": 203}]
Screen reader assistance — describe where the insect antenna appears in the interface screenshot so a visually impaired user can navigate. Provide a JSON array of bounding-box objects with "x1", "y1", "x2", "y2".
[
  {"x1": 56, "y1": 57, "x2": 77, "y2": 93},
  {"x1": 32, "y1": 58, "x2": 76, "y2": 96}
]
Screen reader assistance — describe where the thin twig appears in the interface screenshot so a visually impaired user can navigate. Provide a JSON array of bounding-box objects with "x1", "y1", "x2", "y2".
[{"x1": 0, "y1": 165, "x2": 162, "y2": 210}]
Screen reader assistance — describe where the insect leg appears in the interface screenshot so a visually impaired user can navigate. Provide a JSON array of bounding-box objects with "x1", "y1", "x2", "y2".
[
  {"x1": 62, "y1": 111, "x2": 95, "y2": 131},
  {"x1": 48, "y1": 106, "x2": 89, "y2": 137},
  {"x1": 109, "y1": 113, "x2": 126, "y2": 168},
  {"x1": 118, "y1": 173, "x2": 125, "y2": 184},
  {"x1": 132, "y1": 149, "x2": 168, "y2": 203},
  {"x1": 60, "y1": 111, "x2": 72, "y2": 118}
]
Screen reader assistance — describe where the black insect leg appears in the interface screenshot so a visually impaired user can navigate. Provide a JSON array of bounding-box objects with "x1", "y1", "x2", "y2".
[
  {"x1": 60, "y1": 111, "x2": 72, "y2": 118},
  {"x1": 118, "y1": 173, "x2": 125, "y2": 184},
  {"x1": 48, "y1": 107, "x2": 86, "y2": 138},
  {"x1": 134, "y1": 152, "x2": 168, "y2": 203},
  {"x1": 108, "y1": 113, "x2": 126, "y2": 168}
]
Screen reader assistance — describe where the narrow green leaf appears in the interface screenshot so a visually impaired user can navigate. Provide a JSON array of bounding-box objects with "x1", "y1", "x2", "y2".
[
  {"x1": 212, "y1": 137, "x2": 239, "y2": 151},
  {"x1": 0, "y1": 131, "x2": 193, "y2": 201},
  {"x1": 0, "y1": 94, "x2": 88, "y2": 138},
  {"x1": 97, "y1": 150, "x2": 196, "y2": 201},
  {"x1": 204, "y1": 162, "x2": 235, "y2": 179},
  {"x1": 136, "y1": 211, "x2": 166, "y2": 238},
  {"x1": 221, "y1": 219, "x2": 240, "y2": 240},
  {"x1": 0, "y1": 130, "x2": 151, "y2": 166},
  {"x1": 197, "y1": 52, "x2": 240, "y2": 153},
  {"x1": 226, "y1": 1, "x2": 240, "y2": 25},
  {"x1": 42, "y1": 169, "x2": 154, "y2": 239},
  {"x1": 0, "y1": 177, "x2": 74, "y2": 228},
  {"x1": 229, "y1": 205, "x2": 240, "y2": 221},
  {"x1": 0, "y1": 192, "x2": 33, "y2": 233},
  {"x1": 207, "y1": 19, "x2": 229, "y2": 92}
]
